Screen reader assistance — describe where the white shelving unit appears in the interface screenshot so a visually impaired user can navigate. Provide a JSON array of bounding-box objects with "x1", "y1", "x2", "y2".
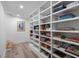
[
  {"x1": 53, "y1": 45, "x2": 78, "y2": 58},
  {"x1": 40, "y1": 41, "x2": 51, "y2": 46},
  {"x1": 53, "y1": 37, "x2": 79, "y2": 46},
  {"x1": 29, "y1": 1, "x2": 79, "y2": 58}
]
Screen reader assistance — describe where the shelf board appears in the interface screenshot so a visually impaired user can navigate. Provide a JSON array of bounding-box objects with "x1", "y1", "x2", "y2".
[
  {"x1": 30, "y1": 33, "x2": 33, "y2": 34},
  {"x1": 30, "y1": 37, "x2": 33, "y2": 39},
  {"x1": 30, "y1": 19, "x2": 40, "y2": 23},
  {"x1": 34, "y1": 34, "x2": 39, "y2": 35},
  {"x1": 33, "y1": 38, "x2": 39, "y2": 41},
  {"x1": 53, "y1": 37, "x2": 79, "y2": 46},
  {"x1": 40, "y1": 22, "x2": 50, "y2": 25},
  {"x1": 52, "y1": 1, "x2": 62, "y2": 7},
  {"x1": 52, "y1": 4, "x2": 79, "y2": 16},
  {"x1": 33, "y1": 19, "x2": 40, "y2": 22},
  {"x1": 41, "y1": 46, "x2": 51, "y2": 54},
  {"x1": 40, "y1": 14, "x2": 51, "y2": 19},
  {"x1": 40, "y1": 41, "x2": 51, "y2": 46},
  {"x1": 52, "y1": 53, "x2": 61, "y2": 58},
  {"x1": 30, "y1": 29, "x2": 33, "y2": 30},
  {"x1": 53, "y1": 45, "x2": 78, "y2": 58},
  {"x1": 31, "y1": 13, "x2": 39, "y2": 19},
  {"x1": 40, "y1": 52, "x2": 48, "y2": 58},
  {"x1": 31, "y1": 40, "x2": 39, "y2": 46},
  {"x1": 34, "y1": 30, "x2": 39, "y2": 31},
  {"x1": 40, "y1": 35, "x2": 51, "y2": 39},
  {"x1": 40, "y1": 30, "x2": 51, "y2": 32},
  {"x1": 29, "y1": 43, "x2": 48, "y2": 58},
  {"x1": 30, "y1": 43, "x2": 39, "y2": 51},
  {"x1": 52, "y1": 30, "x2": 79, "y2": 33},
  {"x1": 34, "y1": 24, "x2": 39, "y2": 26},
  {"x1": 52, "y1": 17, "x2": 79, "y2": 23},
  {"x1": 40, "y1": 6, "x2": 51, "y2": 14}
]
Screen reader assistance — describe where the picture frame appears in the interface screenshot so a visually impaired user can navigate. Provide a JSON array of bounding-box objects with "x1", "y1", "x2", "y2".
[{"x1": 17, "y1": 21, "x2": 25, "y2": 32}]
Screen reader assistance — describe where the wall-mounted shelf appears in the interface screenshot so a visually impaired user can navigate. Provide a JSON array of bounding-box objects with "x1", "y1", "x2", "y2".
[
  {"x1": 40, "y1": 35, "x2": 50, "y2": 39},
  {"x1": 40, "y1": 7, "x2": 51, "y2": 14},
  {"x1": 29, "y1": 1, "x2": 79, "y2": 58},
  {"x1": 52, "y1": 53, "x2": 61, "y2": 58},
  {"x1": 31, "y1": 40, "x2": 39, "y2": 46},
  {"x1": 40, "y1": 14, "x2": 51, "y2": 19},
  {"x1": 40, "y1": 41, "x2": 51, "y2": 46},
  {"x1": 52, "y1": 3, "x2": 79, "y2": 16},
  {"x1": 52, "y1": 17, "x2": 79, "y2": 23},
  {"x1": 41, "y1": 46, "x2": 51, "y2": 54},
  {"x1": 53, "y1": 37, "x2": 79, "y2": 46},
  {"x1": 52, "y1": 30, "x2": 79, "y2": 33},
  {"x1": 53, "y1": 45, "x2": 78, "y2": 58}
]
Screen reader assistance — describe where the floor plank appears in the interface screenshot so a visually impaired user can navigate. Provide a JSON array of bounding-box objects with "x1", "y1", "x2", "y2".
[{"x1": 5, "y1": 42, "x2": 38, "y2": 58}]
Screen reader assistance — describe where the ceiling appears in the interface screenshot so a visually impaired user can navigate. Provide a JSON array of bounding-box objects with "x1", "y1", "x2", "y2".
[{"x1": 1, "y1": 1, "x2": 44, "y2": 19}]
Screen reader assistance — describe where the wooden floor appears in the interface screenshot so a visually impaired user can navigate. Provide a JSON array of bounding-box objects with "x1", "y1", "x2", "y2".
[{"x1": 5, "y1": 42, "x2": 38, "y2": 58}]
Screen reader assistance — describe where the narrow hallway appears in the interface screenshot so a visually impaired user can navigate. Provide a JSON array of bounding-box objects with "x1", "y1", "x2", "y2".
[
  {"x1": 0, "y1": 1, "x2": 79, "y2": 58},
  {"x1": 0, "y1": 1, "x2": 43, "y2": 58},
  {"x1": 5, "y1": 42, "x2": 38, "y2": 58}
]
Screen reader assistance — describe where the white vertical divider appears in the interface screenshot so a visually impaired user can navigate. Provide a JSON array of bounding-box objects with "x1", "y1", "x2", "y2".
[
  {"x1": 31, "y1": 14, "x2": 34, "y2": 44},
  {"x1": 29, "y1": 16, "x2": 34, "y2": 45},
  {"x1": 39, "y1": 8, "x2": 41, "y2": 52},
  {"x1": 29, "y1": 22, "x2": 31, "y2": 43},
  {"x1": 50, "y1": 1, "x2": 53, "y2": 58}
]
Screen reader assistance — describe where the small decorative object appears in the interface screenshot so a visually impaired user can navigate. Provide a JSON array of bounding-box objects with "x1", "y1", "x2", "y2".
[
  {"x1": 34, "y1": 25, "x2": 39, "y2": 30},
  {"x1": 40, "y1": 37, "x2": 45, "y2": 41},
  {"x1": 46, "y1": 33, "x2": 50, "y2": 37},
  {"x1": 61, "y1": 34, "x2": 66, "y2": 39},
  {"x1": 46, "y1": 41, "x2": 51, "y2": 44},
  {"x1": 53, "y1": 4, "x2": 66, "y2": 12},
  {"x1": 41, "y1": 25, "x2": 45, "y2": 30},
  {"x1": 62, "y1": 43, "x2": 71, "y2": 49},
  {"x1": 6, "y1": 40, "x2": 13, "y2": 49},
  {"x1": 58, "y1": 13, "x2": 75, "y2": 20},
  {"x1": 17, "y1": 21, "x2": 25, "y2": 32},
  {"x1": 66, "y1": 45, "x2": 79, "y2": 56},
  {"x1": 45, "y1": 24, "x2": 50, "y2": 30}
]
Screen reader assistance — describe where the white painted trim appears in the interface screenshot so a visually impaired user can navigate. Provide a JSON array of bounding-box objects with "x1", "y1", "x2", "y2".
[{"x1": 1, "y1": 49, "x2": 6, "y2": 58}]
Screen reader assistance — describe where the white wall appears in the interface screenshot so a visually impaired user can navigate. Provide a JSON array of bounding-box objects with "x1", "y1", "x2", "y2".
[
  {"x1": 0, "y1": 2, "x2": 6, "y2": 57},
  {"x1": 4, "y1": 15, "x2": 30, "y2": 44},
  {"x1": 0, "y1": 2, "x2": 30, "y2": 57}
]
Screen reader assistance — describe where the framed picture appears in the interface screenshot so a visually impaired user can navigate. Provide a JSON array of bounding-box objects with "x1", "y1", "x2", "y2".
[{"x1": 17, "y1": 21, "x2": 25, "y2": 32}]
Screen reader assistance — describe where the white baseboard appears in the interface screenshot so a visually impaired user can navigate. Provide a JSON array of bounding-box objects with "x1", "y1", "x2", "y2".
[
  {"x1": 13, "y1": 41, "x2": 30, "y2": 45},
  {"x1": 1, "y1": 49, "x2": 6, "y2": 58}
]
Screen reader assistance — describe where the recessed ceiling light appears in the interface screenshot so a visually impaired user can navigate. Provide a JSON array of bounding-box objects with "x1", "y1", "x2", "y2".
[
  {"x1": 20, "y1": 5, "x2": 24, "y2": 9},
  {"x1": 17, "y1": 14, "x2": 20, "y2": 17}
]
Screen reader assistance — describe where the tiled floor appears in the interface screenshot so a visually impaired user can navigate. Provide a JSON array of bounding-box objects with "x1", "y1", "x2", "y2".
[{"x1": 5, "y1": 42, "x2": 38, "y2": 58}]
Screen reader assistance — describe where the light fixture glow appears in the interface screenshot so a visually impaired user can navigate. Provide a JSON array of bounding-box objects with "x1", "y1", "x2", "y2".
[
  {"x1": 20, "y1": 5, "x2": 24, "y2": 9},
  {"x1": 17, "y1": 14, "x2": 20, "y2": 17}
]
